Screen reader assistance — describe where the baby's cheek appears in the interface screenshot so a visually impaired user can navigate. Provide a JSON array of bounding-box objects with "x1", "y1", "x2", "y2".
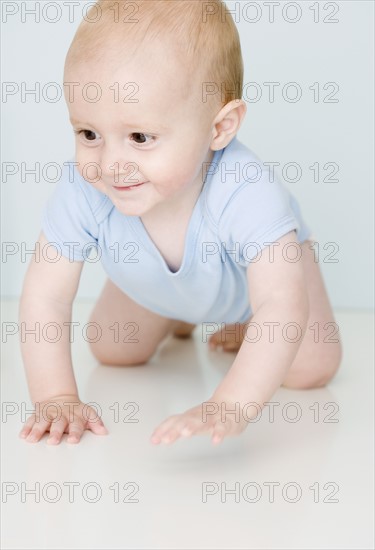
[
  {"x1": 75, "y1": 154, "x2": 106, "y2": 193},
  {"x1": 156, "y1": 172, "x2": 199, "y2": 198},
  {"x1": 74, "y1": 153, "x2": 90, "y2": 180}
]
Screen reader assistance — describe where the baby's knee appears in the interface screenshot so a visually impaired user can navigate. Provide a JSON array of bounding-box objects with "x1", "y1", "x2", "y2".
[
  {"x1": 283, "y1": 339, "x2": 343, "y2": 390},
  {"x1": 88, "y1": 339, "x2": 155, "y2": 367}
]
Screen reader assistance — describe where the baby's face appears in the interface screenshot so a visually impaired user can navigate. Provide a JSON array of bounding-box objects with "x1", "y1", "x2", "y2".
[{"x1": 64, "y1": 38, "x2": 216, "y2": 217}]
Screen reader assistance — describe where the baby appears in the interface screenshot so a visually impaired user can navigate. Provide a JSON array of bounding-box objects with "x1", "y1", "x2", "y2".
[{"x1": 19, "y1": 0, "x2": 342, "y2": 446}]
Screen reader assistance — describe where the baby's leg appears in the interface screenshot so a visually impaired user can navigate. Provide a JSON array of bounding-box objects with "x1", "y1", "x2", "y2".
[
  {"x1": 88, "y1": 278, "x2": 176, "y2": 366},
  {"x1": 207, "y1": 321, "x2": 251, "y2": 351},
  {"x1": 172, "y1": 321, "x2": 196, "y2": 338}
]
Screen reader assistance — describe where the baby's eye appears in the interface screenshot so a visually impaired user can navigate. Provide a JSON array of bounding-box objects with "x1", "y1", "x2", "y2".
[
  {"x1": 74, "y1": 129, "x2": 99, "y2": 142},
  {"x1": 130, "y1": 133, "x2": 154, "y2": 145}
]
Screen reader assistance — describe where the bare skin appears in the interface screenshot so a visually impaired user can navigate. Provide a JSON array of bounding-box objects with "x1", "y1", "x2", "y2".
[
  {"x1": 88, "y1": 239, "x2": 342, "y2": 391},
  {"x1": 18, "y1": 7, "x2": 342, "y2": 446},
  {"x1": 19, "y1": 236, "x2": 342, "y2": 446},
  {"x1": 172, "y1": 320, "x2": 246, "y2": 351}
]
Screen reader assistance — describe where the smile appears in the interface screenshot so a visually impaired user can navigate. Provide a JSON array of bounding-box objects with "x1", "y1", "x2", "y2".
[{"x1": 113, "y1": 182, "x2": 147, "y2": 191}]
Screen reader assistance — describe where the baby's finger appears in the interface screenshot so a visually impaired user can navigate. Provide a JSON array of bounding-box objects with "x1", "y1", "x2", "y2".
[
  {"x1": 160, "y1": 427, "x2": 182, "y2": 444},
  {"x1": 86, "y1": 416, "x2": 109, "y2": 436},
  {"x1": 211, "y1": 421, "x2": 230, "y2": 445},
  {"x1": 25, "y1": 419, "x2": 51, "y2": 443},
  {"x1": 67, "y1": 421, "x2": 85, "y2": 444},
  {"x1": 150, "y1": 416, "x2": 180, "y2": 444},
  {"x1": 47, "y1": 417, "x2": 69, "y2": 445},
  {"x1": 180, "y1": 424, "x2": 194, "y2": 437},
  {"x1": 19, "y1": 415, "x2": 36, "y2": 439},
  {"x1": 159, "y1": 418, "x2": 210, "y2": 443},
  {"x1": 180, "y1": 418, "x2": 205, "y2": 437},
  {"x1": 158, "y1": 418, "x2": 200, "y2": 443},
  {"x1": 150, "y1": 425, "x2": 171, "y2": 444}
]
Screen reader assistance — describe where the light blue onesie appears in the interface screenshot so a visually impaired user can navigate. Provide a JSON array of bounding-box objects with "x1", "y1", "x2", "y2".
[{"x1": 41, "y1": 136, "x2": 313, "y2": 324}]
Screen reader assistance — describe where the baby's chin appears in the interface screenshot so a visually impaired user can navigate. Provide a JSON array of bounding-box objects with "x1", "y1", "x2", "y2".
[{"x1": 111, "y1": 199, "x2": 147, "y2": 217}]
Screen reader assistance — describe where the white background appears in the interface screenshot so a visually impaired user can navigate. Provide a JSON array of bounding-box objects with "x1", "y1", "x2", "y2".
[{"x1": 1, "y1": 0, "x2": 374, "y2": 309}]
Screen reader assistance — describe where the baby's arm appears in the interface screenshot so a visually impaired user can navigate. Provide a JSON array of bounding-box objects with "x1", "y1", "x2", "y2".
[
  {"x1": 211, "y1": 229, "x2": 309, "y2": 409},
  {"x1": 151, "y1": 230, "x2": 309, "y2": 445},
  {"x1": 18, "y1": 231, "x2": 108, "y2": 444}
]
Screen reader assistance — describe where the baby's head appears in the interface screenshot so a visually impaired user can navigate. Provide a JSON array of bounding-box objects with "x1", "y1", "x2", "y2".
[{"x1": 64, "y1": 0, "x2": 246, "y2": 217}]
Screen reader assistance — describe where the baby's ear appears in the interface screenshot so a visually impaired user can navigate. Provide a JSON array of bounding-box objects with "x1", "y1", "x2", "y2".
[{"x1": 210, "y1": 99, "x2": 247, "y2": 150}]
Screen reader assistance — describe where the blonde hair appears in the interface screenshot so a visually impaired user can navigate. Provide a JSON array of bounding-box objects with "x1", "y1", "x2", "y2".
[{"x1": 65, "y1": 0, "x2": 244, "y2": 115}]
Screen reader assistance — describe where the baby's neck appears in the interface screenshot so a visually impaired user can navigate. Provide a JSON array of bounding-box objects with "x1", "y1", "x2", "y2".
[
  {"x1": 141, "y1": 179, "x2": 204, "y2": 225},
  {"x1": 141, "y1": 185, "x2": 201, "y2": 225}
]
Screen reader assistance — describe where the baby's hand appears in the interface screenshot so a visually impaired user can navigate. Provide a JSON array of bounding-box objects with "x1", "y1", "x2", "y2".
[
  {"x1": 150, "y1": 399, "x2": 249, "y2": 446},
  {"x1": 19, "y1": 395, "x2": 108, "y2": 445}
]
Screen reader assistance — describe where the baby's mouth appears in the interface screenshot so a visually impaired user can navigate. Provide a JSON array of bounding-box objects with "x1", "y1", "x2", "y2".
[{"x1": 113, "y1": 182, "x2": 147, "y2": 191}]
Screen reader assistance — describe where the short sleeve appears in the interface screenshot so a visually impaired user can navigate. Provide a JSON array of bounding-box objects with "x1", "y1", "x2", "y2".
[
  {"x1": 41, "y1": 162, "x2": 101, "y2": 262},
  {"x1": 218, "y1": 168, "x2": 312, "y2": 266}
]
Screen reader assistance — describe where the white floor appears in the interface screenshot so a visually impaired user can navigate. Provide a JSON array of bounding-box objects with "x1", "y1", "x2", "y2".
[{"x1": 1, "y1": 300, "x2": 374, "y2": 550}]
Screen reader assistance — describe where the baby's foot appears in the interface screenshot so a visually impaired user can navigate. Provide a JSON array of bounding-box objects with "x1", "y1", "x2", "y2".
[
  {"x1": 208, "y1": 322, "x2": 250, "y2": 353},
  {"x1": 172, "y1": 321, "x2": 196, "y2": 339}
]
